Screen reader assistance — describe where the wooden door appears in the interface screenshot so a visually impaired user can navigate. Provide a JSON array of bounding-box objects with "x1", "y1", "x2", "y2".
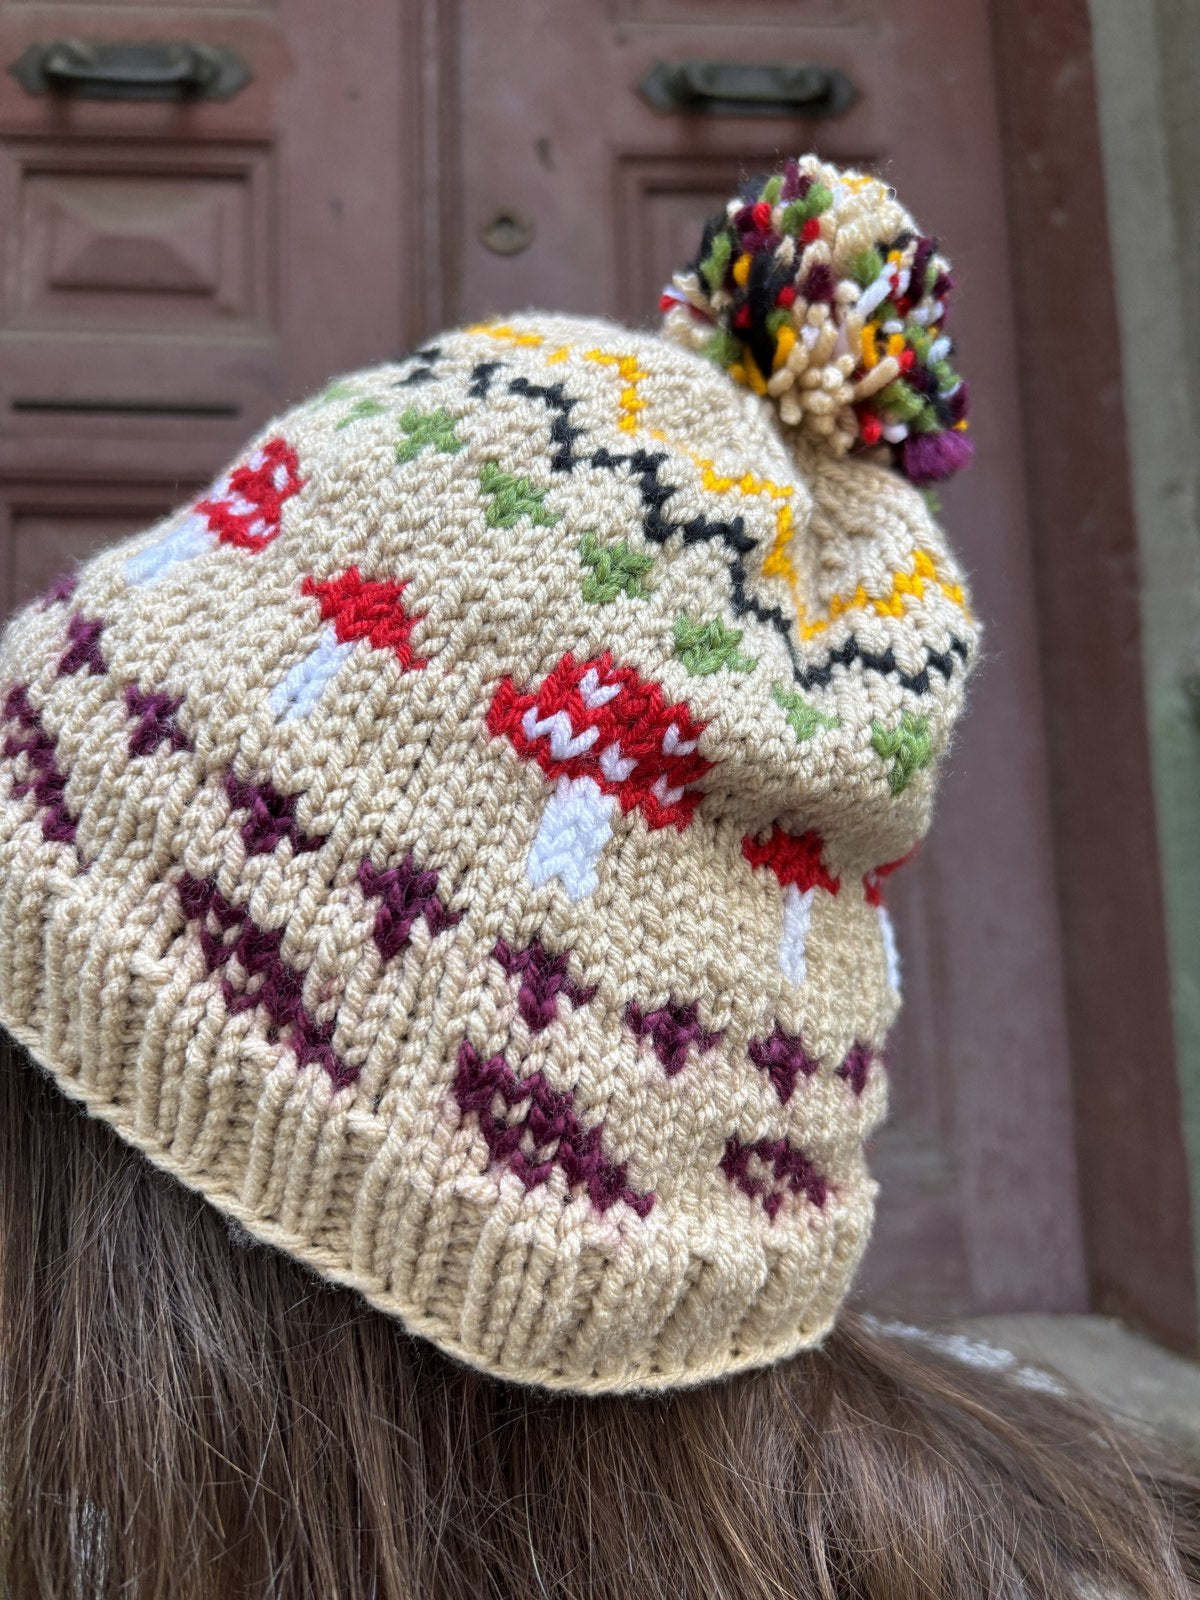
[{"x1": 3, "y1": 0, "x2": 1177, "y2": 1327}]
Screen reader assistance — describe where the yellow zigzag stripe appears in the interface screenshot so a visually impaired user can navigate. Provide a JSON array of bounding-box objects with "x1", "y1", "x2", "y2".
[
  {"x1": 762, "y1": 507, "x2": 967, "y2": 636},
  {"x1": 466, "y1": 322, "x2": 544, "y2": 347},
  {"x1": 763, "y1": 503, "x2": 798, "y2": 593},
  {"x1": 666, "y1": 443, "x2": 795, "y2": 503},
  {"x1": 796, "y1": 548, "x2": 970, "y2": 639},
  {"x1": 654, "y1": 433, "x2": 969, "y2": 637},
  {"x1": 466, "y1": 331, "x2": 647, "y2": 435},
  {"x1": 464, "y1": 331, "x2": 969, "y2": 637},
  {"x1": 584, "y1": 349, "x2": 650, "y2": 433},
  {"x1": 649, "y1": 430, "x2": 800, "y2": 597}
]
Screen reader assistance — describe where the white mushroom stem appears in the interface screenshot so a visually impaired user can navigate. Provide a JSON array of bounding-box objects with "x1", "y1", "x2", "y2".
[
  {"x1": 270, "y1": 625, "x2": 353, "y2": 722},
  {"x1": 877, "y1": 905, "x2": 902, "y2": 995},
  {"x1": 526, "y1": 776, "x2": 616, "y2": 901},
  {"x1": 123, "y1": 509, "x2": 216, "y2": 587},
  {"x1": 779, "y1": 885, "x2": 816, "y2": 986}
]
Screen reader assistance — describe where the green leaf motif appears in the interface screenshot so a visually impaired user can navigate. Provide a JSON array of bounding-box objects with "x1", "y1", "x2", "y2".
[
  {"x1": 772, "y1": 684, "x2": 839, "y2": 744},
  {"x1": 871, "y1": 711, "x2": 933, "y2": 796},
  {"x1": 396, "y1": 407, "x2": 463, "y2": 463},
  {"x1": 336, "y1": 396, "x2": 388, "y2": 430},
  {"x1": 674, "y1": 615, "x2": 757, "y2": 677},
  {"x1": 479, "y1": 460, "x2": 560, "y2": 529},
  {"x1": 312, "y1": 379, "x2": 360, "y2": 408},
  {"x1": 579, "y1": 532, "x2": 654, "y2": 604}
]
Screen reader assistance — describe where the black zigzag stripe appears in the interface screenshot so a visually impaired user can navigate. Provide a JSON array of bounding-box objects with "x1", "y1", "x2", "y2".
[
  {"x1": 507, "y1": 377, "x2": 584, "y2": 471},
  {"x1": 506, "y1": 374, "x2": 971, "y2": 697},
  {"x1": 790, "y1": 634, "x2": 970, "y2": 694},
  {"x1": 392, "y1": 345, "x2": 442, "y2": 388},
  {"x1": 469, "y1": 359, "x2": 504, "y2": 399}
]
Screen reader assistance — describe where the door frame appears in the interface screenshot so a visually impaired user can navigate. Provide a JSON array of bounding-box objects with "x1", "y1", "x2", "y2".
[{"x1": 988, "y1": 0, "x2": 1196, "y2": 1350}]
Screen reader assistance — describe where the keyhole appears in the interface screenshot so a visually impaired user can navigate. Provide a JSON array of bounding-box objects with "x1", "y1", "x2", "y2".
[{"x1": 480, "y1": 208, "x2": 536, "y2": 256}]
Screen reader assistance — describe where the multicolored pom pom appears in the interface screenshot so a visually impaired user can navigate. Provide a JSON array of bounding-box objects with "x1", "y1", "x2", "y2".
[{"x1": 661, "y1": 155, "x2": 973, "y2": 486}]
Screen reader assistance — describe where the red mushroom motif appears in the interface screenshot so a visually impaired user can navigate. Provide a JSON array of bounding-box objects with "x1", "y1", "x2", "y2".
[
  {"x1": 125, "y1": 437, "x2": 304, "y2": 587},
  {"x1": 862, "y1": 846, "x2": 918, "y2": 997},
  {"x1": 488, "y1": 651, "x2": 711, "y2": 899},
  {"x1": 742, "y1": 825, "x2": 841, "y2": 987},
  {"x1": 270, "y1": 566, "x2": 427, "y2": 721}
]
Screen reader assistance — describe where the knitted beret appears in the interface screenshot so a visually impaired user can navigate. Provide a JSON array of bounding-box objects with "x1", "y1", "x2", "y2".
[{"x1": 0, "y1": 157, "x2": 976, "y2": 1392}]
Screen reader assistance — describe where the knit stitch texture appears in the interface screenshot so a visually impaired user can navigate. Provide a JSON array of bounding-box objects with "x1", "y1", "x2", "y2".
[{"x1": 0, "y1": 289, "x2": 976, "y2": 1391}]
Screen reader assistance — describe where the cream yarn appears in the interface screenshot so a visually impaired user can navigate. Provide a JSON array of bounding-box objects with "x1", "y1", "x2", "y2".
[{"x1": 0, "y1": 209, "x2": 977, "y2": 1393}]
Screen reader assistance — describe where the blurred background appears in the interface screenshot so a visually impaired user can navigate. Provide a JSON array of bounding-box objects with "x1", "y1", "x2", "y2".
[{"x1": 1, "y1": 0, "x2": 1198, "y2": 1357}]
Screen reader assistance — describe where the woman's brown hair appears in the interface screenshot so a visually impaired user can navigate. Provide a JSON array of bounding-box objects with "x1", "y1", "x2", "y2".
[{"x1": 3, "y1": 1032, "x2": 1199, "y2": 1600}]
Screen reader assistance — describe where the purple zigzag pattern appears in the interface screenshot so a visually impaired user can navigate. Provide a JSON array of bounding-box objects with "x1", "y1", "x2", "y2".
[
  {"x1": 358, "y1": 854, "x2": 460, "y2": 963},
  {"x1": 1, "y1": 684, "x2": 79, "y2": 846},
  {"x1": 747, "y1": 1022, "x2": 819, "y2": 1105},
  {"x1": 836, "y1": 1042, "x2": 876, "y2": 1097},
  {"x1": 453, "y1": 1040, "x2": 654, "y2": 1217},
  {"x1": 225, "y1": 771, "x2": 327, "y2": 858},
  {"x1": 49, "y1": 608, "x2": 194, "y2": 763},
  {"x1": 493, "y1": 937, "x2": 597, "y2": 1032},
  {"x1": 57, "y1": 614, "x2": 107, "y2": 678},
  {"x1": 125, "y1": 685, "x2": 192, "y2": 757},
  {"x1": 177, "y1": 871, "x2": 355, "y2": 1089},
  {"x1": 625, "y1": 997, "x2": 721, "y2": 1077},
  {"x1": 721, "y1": 1135, "x2": 828, "y2": 1220},
  {"x1": 40, "y1": 572, "x2": 78, "y2": 609}
]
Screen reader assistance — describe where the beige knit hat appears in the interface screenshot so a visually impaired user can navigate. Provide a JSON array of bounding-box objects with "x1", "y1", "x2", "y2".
[{"x1": 0, "y1": 157, "x2": 976, "y2": 1393}]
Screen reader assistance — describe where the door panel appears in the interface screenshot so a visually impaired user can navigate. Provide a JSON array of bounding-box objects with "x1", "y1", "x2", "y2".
[
  {"x1": 6, "y1": 141, "x2": 273, "y2": 333},
  {"x1": 0, "y1": 0, "x2": 410, "y2": 614}
]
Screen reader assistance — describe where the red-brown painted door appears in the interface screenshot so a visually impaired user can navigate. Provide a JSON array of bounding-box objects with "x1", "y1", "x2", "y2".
[{"x1": 0, "y1": 0, "x2": 1091, "y2": 1320}]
